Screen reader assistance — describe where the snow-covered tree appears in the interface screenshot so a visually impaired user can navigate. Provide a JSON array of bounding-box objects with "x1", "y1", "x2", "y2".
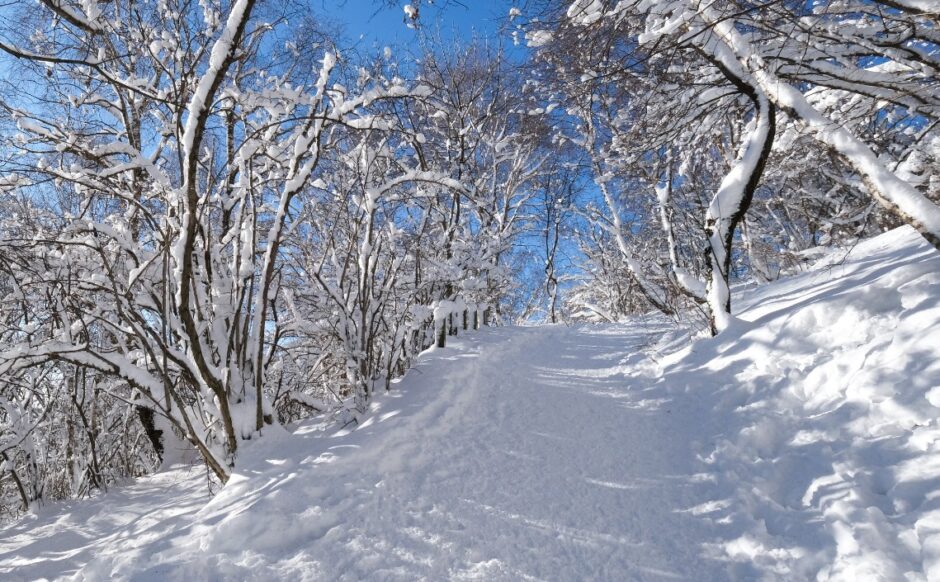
[{"x1": 523, "y1": 0, "x2": 940, "y2": 333}]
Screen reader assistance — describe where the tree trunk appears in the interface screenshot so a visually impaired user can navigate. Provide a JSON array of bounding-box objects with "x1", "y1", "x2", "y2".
[
  {"x1": 1, "y1": 452, "x2": 29, "y2": 511},
  {"x1": 437, "y1": 321, "x2": 446, "y2": 348},
  {"x1": 700, "y1": 48, "x2": 777, "y2": 335},
  {"x1": 136, "y1": 406, "x2": 164, "y2": 461}
]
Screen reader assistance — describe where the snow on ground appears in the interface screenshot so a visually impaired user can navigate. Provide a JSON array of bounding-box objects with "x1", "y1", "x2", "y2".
[
  {"x1": 1, "y1": 225, "x2": 939, "y2": 581},
  {"x1": 0, "y1": 467, "x2": 212, "y2": 579},
  {"x1": 665, "y1": 225, "x2": 940, "y2": 580}
]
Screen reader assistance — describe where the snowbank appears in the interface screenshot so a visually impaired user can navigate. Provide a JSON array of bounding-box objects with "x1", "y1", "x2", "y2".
[{"x1": 655, "y1": 225, "x2": 940, "y2": 579}]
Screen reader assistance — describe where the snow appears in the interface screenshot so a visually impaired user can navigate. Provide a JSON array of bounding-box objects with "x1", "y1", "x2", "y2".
[
  {"x1": 3, "y1": 226, "x2": 940, "y2": 579},
  {"x1": 566, "y1": 0, "x2": 605, "y2": 26},
  {"x1": 42, "y1": 0, "x2": 104, "y2": 32},
  {"x1": 525, "y1": 30, "x2": 554, "y2": 48},
  {"x1": 0, "y1": 468, "x2": 212, "y2": 580},
  {"x1": 667, "y1": 226, "x2": 940, "y2": 579},
  {"x1": 181, "y1": 0, "x2": 251, "y2": 160}
]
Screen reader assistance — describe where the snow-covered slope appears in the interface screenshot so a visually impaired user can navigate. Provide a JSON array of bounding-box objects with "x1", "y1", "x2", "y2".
[
  {"x1": 661, "y1": 225, "x2": 940, "y2": 580},
  {"x1": 1, "y1": 225, "x2": 938, "y2": 581}
]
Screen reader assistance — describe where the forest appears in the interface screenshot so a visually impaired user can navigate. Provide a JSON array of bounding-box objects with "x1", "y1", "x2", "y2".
[{"x1": 0, "y1": 0, "x2": 937, "y2": 552}]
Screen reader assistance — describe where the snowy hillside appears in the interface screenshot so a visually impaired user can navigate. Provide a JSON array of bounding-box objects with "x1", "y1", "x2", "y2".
[{"x1": 1, "y1": 225, "x2": 939, "y2": 581}]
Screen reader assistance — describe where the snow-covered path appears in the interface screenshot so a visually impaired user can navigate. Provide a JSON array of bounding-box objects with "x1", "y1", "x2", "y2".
[
  {"x1": 319, "y1": 323, "x2": 731, "y2": 581},
  {"x1": 3, "y1": 323, "x2": 735, "y2": 581},
  {"x1": 408, "y1": 324, "x2": 729, "y2": 581},
  {"x1": 182, "y1": 322, "x2": 735, "y2": 581}
]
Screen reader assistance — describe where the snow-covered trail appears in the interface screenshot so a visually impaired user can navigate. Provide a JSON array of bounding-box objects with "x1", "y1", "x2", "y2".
[
  {"x1": 3, "y1": 323, "x2": 735, "y2": 581},
  {"x1": 177, "y1": 322, "x2": 734, "y2": 581},
  {"x1": 319, "y1": 323, "x2": 732, "y2": 581},
  {"x1": 411, "y1": 324, "x2": 730, "y2": 581}
]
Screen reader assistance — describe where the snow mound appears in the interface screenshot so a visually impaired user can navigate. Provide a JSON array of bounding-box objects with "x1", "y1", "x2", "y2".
[{"x1": 658, "y1": 225, "x2": 940, "y2": 579}]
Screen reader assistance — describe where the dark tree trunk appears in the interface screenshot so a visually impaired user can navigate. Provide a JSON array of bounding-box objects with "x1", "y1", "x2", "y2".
[
  {"x1": 437, "y1": 322, "x2": 447, "y2": 348},
  {"x1": 136, "y1": 406, "x2": 164, "y2": 461}
]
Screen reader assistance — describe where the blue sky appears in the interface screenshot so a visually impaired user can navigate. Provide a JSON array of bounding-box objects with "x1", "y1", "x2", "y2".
[{"x1": 313, "y1": 1, "x2": 517, "y2": 51}]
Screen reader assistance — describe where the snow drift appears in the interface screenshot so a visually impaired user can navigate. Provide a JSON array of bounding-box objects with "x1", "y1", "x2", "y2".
[{"x1": 658, "y1": 225, "x2": 940, "y2": 579}]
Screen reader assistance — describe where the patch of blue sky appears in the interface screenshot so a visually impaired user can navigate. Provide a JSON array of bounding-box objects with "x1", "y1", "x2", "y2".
[{"x1": 313, "y1": 0, "x2": 523, "y2": 55}]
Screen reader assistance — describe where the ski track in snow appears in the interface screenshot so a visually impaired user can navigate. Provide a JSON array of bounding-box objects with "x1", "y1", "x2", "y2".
[{"x1": 2, "y1": 225, "x2": 940, "y2": 581}]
